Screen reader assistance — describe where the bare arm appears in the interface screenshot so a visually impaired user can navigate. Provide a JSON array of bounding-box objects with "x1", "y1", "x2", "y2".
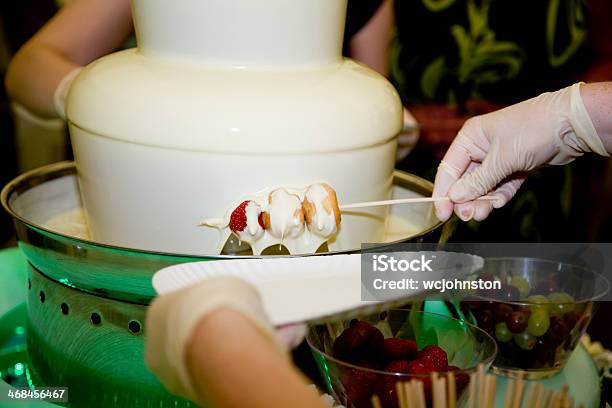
[
  {"x1": 581, "y1": 82, "x2": 612, "y2": 153},
  {"x1": 5, "y1": 0, "x2": 133, "y2": 118},
  {"x1": 186, "y1": 308, "x2": 327, "y2": 408},
  {"x1": 348, "y1": 0, "x2": 393, "y2": 76}
]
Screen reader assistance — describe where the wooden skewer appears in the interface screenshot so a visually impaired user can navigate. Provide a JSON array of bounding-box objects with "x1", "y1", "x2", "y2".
[
  {"x1": 447, "y1": 372, "x2": 456, "y2": 408},
  {"x1": 486, "y1": 376, "x2": 497, "y2": 408},
  {"x1": 397, "y1": 381, "x2": 408, "y2": 408},
  {"x1": 416, "y1": 379, "x2": 427, "y2": 408},
  {"x1": 467, "y1": 372, "x2": 477, "y2": 408},
  {"x1": 400, "y1": 381, "x2": 408, "y2": 408},
  {"x1": 525, "y1": 383, "x2": 538, "y2": 408},
  {"x1": 339, "y1": 195, "x2": 499, "y2": 210},
  {"x1": 439, "y1": 376, "x2": 448, "y2": 408},
  {"x1": 409, "y1": 380, "x2": 420, "y2": 408},
  {"x1": 533, "y1": 383, "x2": 546, "y2": 408},
  {"x1": 371, "y1": 394, "x2": 383, "y2": 408},
  {"x1": 559, "y1": 384, "x2": 569, "y2": 408},
  {"x1": 432, "y1": 373, "x2": 441, "y2": 408},
  {"x1": 548, "y1": 392, "x2": 559, "y2": 408},
  {"x1": 542, "y1": 390, "x2": 554, "y2": 408},
  {"x1": 512, "y1": 373, "x2": 526, "y2": 408},
  {"x1": 417, "y1": 380, "x2": 425, "y2": 408},
  {"x1": 483, "y1": 376, "x2": 491, "y2": 408},
  {"x1": 503, "y1": 379, "x2": 515, "y2": 408},
  {"x1": 552, "y1": 390, "x2": 561, "y2": 408},
  {"x1": 412, "y1": 380, "x2": 424, "y2": 408},
  {"x1": 482, "y1": 375, "x2": 491, "y2": 408},
  {"x1": 403, "y1": 381, "x2": 413, "y2": 408},
  {"x1": 478, "y1": 365, "x2": 487, "y2": 408}
]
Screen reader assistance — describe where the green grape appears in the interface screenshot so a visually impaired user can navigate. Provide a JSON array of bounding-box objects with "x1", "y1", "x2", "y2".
[
  {"x1": 548, "y1": 292, "x2": 575, "y2": 316},
  {"x1": 510, "y1": 276, "x2": 531, "y2": 298},
  {"x1": 514, "y1": 331, "x2": 536, "y2": 350},
  {"x1": 527, "y1": 309, "x2": 550, "y2": 337},
  {"x1": 548, "y1": 292, "x2": 574, "y2": 302},
  {"x1": 526, "y1": 295, "x2": 550, "y2": 313},
  {"x1": 495, "y1": 322, "x2": 513, "y2": 342}
]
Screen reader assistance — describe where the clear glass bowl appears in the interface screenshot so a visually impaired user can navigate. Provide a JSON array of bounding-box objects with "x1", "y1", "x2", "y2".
[
  {"x1": 460, "y1": 258, "x2": 609, "y2": 379},
  {"x1": 307, "y1": 309, "x2": 497, "y2": 408}
]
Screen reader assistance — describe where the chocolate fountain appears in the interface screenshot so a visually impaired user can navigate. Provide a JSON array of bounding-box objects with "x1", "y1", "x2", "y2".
[
  {"x1": 68, "y1": 0, "x2": 404, "y2": 255},
  {"x1": 0, "y1": 0, "x2": 452, "y2": 406}
]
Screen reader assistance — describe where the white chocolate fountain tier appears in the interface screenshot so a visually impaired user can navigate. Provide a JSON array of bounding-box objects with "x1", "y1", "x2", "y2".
[{"x1": 66, "y1": 0, "x2": 402, "y2": 255}]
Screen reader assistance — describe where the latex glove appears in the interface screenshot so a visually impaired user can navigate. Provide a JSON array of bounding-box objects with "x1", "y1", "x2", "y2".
[
  {"x1": 433, "y1": 83, "x2": 609, "y2": 222},
  {"x1": 53, "y1": 67, "x2": 82, "y2": 119},
  {"x1": 396, "y1": 108, "x2": 420, "y2": 161},
  {"x1": 145, "y1": 276, "x2": 293, "y2": 405}
]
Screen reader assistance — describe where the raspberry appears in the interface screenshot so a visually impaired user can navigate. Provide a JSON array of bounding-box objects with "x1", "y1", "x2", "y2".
[
  {"x1": 405, "y1": 359, "x2": 432, "y2": 375},
  {"x1": 384, "y1": 360, "x2": 411, "y2": 373},
  {"x1": 383, "y1": 338, "x2": 418, "y2": 361},
  {"x1": 417, "y1": 345, "x2": 448, "y2": 371},
  {"x1": 447, "y1": 365, "x2": 460, "y2": 371},
  {"x1": 334, "y1": 326, "x2": 367, "y2": 362},
  {"x1": 404, "y1": 360, "x2": 434, "y2": 403},
  {"x1": 229, "y1": 200, "x2": 251, "y2": 232},
  {"x1": 333, "y1": 321, "x2": 384, "y2": 364},
  {"x1": 340, "y1": 367, "x2": 377, "y2": 405},
  {"x1": 375, "y1": 378, "x2": 401, "y2": 408}
]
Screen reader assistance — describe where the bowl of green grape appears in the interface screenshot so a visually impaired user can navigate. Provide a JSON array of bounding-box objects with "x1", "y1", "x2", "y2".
[{"x1": 460, "y1": 258, "x2": 608, "y2": 379}]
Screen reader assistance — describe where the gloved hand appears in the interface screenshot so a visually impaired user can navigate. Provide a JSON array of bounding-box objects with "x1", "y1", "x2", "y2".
[
  {"x1": 145, "y1": 277, "x2": 302, "y2": 405},
  {"x1": 433, "y1": 82, "x2": 609, "y2": 222},
  {"x1": 53, "y1": 67, "x2": 82, "y2": 119}
]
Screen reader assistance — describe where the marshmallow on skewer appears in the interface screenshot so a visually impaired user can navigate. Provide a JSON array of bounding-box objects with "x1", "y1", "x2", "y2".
[
  {"x1": 302, "y1": 183, "x2": 341, "y2": 238},
  {"x1": 262, "y1": 189, "x2": 305, "y2": 240}
]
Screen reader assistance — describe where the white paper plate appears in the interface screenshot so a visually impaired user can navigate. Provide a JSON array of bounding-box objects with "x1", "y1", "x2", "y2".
[{"x1": 152, "y1": 252, "x2": 483, "y2": 326}]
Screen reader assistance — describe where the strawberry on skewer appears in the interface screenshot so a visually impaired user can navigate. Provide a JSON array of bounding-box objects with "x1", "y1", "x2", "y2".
[{"x1": 229, "y1": 200, "x2": 266, "y2": 241}]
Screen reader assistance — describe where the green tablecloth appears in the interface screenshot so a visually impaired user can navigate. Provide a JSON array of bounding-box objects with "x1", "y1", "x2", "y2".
[
  {"x1": 0, "y1": 247, "x2": 53, "y2": 407},
  {"x1": 0, "y1": 248, "x2": 28, "y2": 314}
]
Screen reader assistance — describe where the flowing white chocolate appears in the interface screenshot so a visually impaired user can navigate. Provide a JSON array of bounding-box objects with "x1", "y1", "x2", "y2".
[
  {"x1": 266, "y1": 189, "x2": 305, "y2": 240},
  {"x1": 237, "y1": 200, "x2": 265, "y2": 242}
]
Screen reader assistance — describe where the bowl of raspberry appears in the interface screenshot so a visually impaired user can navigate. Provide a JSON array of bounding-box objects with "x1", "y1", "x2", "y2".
[{"x1": 306, "y1": 309, "x2": 497, "y2": 408}]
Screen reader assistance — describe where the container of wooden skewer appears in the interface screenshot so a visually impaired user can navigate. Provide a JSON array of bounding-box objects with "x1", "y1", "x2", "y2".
[
  {"x1": 367, "y1": 366, "x2": 580, "y2": 408},
  {"x1": 307, "y1": 309, "x2": 497, "y2": 408}
]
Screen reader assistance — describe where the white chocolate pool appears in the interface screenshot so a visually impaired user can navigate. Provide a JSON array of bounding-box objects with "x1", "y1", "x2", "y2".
[{"x1": 30, "y1": 173, "x2": 439, "y2": 255}]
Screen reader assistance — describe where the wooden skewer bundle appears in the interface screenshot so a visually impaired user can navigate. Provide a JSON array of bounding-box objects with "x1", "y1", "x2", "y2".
[{"x1": 368, "y1": 365, "x2": 578, "y2": 408}]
